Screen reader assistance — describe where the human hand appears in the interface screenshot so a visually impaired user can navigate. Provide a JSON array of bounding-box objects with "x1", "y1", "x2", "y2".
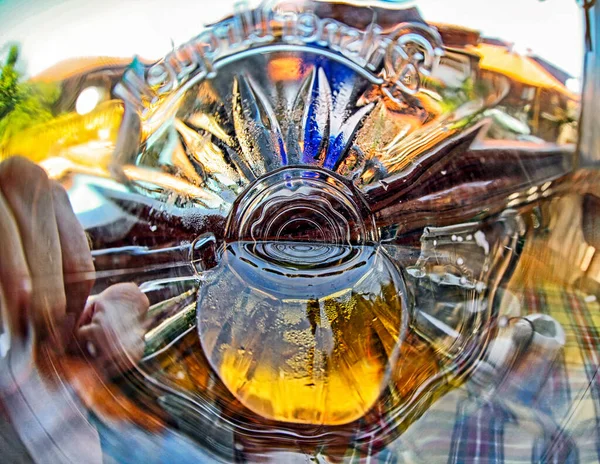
[{"x1": 0, "y1": 156, "x2": 149, "y2": 376}]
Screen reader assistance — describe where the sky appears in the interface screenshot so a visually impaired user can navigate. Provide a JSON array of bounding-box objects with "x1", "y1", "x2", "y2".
[{"x1": 0, "y1": 0, "x2": 585, "y2": 80}]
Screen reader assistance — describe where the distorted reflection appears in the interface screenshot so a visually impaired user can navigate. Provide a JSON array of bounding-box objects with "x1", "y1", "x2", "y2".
[{"x1": 0, "y1": 0, "x2": 597, "y2": 463}]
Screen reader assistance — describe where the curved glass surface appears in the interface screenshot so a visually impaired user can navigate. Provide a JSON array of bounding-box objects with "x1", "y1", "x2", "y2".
[{"x1": 0, "y1": 1, "x2": 597, "y2": 463}]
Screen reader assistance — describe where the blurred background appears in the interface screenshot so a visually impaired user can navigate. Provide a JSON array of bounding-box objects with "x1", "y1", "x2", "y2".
[{"x1": 0, "y1": 0, "x2": 584, "y2": 81}]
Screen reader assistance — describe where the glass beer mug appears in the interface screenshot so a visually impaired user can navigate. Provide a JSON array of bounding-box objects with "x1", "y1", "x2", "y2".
[{"x1": 0, "y1": 0, "x2": 597, "y2": 462}]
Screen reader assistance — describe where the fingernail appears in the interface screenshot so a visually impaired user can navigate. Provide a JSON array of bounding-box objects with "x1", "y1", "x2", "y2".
[{"x1": 86, "y1": 341, "x2": 97, "y2": 358}]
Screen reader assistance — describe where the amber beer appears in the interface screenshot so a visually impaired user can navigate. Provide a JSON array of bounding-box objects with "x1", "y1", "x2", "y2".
[{"x1": 198, "y1": 241, "x2": 406, "y2": 425}]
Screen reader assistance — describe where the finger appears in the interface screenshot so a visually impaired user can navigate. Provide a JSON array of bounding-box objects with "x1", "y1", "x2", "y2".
[
  {"x1": 76, "y1": 283, "x2": 149, "y2": 376},
  {"x1": 0, "y1": 192, "x2": 31, "y2": 338},
  {"x1": 50, "y1": 180, "x2": 94, "y2": 324},
  {"x1": 0, "y1": 157, "x2": 65, "y2": 341}
]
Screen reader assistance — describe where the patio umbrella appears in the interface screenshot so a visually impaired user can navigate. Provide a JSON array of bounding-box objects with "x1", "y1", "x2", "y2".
[{"x1": 467, "y1": 43, "x2": 578, "y2": 100}]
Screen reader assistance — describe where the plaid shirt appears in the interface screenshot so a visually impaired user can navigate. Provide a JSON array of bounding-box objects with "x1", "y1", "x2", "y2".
[{"x1": 370, "y1": 285, "x2": 600, "y2": 464}]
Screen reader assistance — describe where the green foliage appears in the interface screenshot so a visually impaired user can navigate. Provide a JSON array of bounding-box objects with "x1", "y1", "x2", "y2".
[
  {"x1": 0, "y1": 45, "x2": 21, "y2": 120},
  {"x1": 0, "y1": 45, "x2": 60, "y2": 148}
]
